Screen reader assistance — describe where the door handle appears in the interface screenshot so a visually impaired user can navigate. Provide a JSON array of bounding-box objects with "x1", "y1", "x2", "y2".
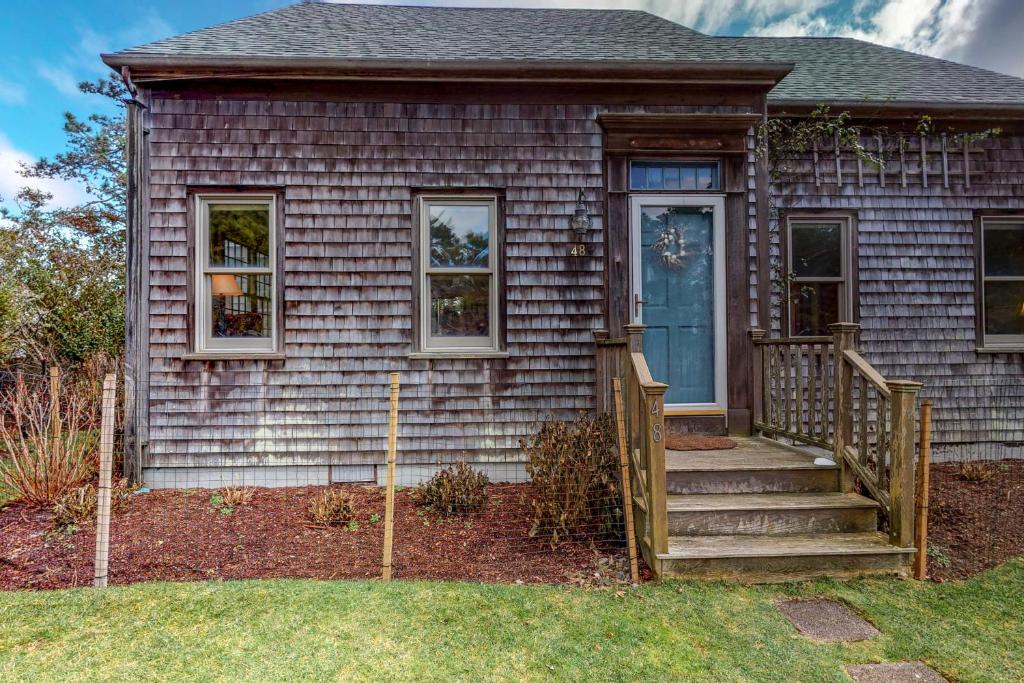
[{"x1": 634, "y1": 293, "x2": 648, "y2": 319}]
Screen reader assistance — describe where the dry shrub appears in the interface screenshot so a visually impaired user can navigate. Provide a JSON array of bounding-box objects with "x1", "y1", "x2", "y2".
[
  {"x1": 308, "y1": 488, "x2": 354, "y2": 526},
  {"x1": 0, "y1": 374, "x2": 97, "y2": 507},
  {"x1": 51, "y1": 479, "x2": 139, "y2": 531},
  {"x1": 418, "y1": 462, "x2": 489, "y2": 515},
  {"x1": 219, "y1": 486, "x2": 255, "y2": 508},
  {"x1": 520, "y1": 413, "x2": 623, "y2": 545},
  {"x1": 957, "y1": 462, "x2": 995, "y2": 483}
]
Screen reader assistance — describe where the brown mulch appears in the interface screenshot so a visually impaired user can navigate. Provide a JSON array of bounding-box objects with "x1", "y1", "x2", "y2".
[
  {"x1": 0, "y1": 484, "x2": 634, "y2": 591},
  {"x1": 927, "y1": 460, "x2": 1024, "y2": 581},
  {"x1": 664, "y1": 434, "x2": 737, "y2": 451}
]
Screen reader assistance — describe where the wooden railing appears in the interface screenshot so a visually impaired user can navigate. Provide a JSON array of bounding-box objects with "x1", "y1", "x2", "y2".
[
  {"x1": 750, "y1": 330, "x2": 835, "y2": 449},
  {"x1": 595, "y1": 325, "x2": 668, "y2": 574},
  {"x1": 753, "y1": 323, "x2": 922, "y2": 547}
]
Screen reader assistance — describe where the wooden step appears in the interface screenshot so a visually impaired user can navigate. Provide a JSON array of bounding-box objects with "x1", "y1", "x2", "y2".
[
  {"x1": 658, "y1": 532, "x2": 915, "y2": 583},
  {"x1": 667, "y1": 492, "x2": 879, "y2": 536},
  {"x1": 666, "y1": 447, "x2": 839, "y2": 494}
]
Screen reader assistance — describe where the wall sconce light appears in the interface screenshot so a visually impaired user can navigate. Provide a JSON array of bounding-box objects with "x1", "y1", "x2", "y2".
[{"x1": 570, "y1": 188, "x2": 592, "y2": 238}]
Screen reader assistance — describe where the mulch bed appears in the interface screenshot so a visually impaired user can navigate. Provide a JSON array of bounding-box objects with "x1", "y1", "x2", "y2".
[
  {"x1": 927, "y1": 460, "x2": 1024, "y2": 581},
  {"x1": 0, "y1": 484, "x2": 634, "y2": 591}
]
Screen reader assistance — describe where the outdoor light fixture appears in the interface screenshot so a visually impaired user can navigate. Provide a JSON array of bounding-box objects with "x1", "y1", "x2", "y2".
[{"x1": 570, "y1": 188, "x2": 592, "y2": 238}]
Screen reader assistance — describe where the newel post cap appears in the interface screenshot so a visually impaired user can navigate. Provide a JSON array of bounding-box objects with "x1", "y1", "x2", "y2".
[
  {"x1": 886, "y1": 379, "x2": 923, "y2": 394},
  {"x1": 749, "y1": 328, "x2": 767, "y2": 341},
  {"x1": 828, "y1": 322, "x2": 861, "y2": 333}
]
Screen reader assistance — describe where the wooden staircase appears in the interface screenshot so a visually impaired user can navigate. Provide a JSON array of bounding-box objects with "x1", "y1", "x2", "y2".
[
  {"x1": 659, "y1": 437, "x2": 914, "y2": 582},
  {"x1": 597, "y1": 322, "x2": 922, "y2": 584}
]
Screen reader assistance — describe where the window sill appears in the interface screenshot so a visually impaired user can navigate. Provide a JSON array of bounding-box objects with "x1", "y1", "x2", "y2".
[
  {"x1": 976, "y1": 347, "x2": 1024, "y2": 355},
  {"x1": 408, "y1": 351, "x2": 509, "y2": 361},
  {"x1": 181, "y1": 352, "x2": 286, "y2": 361}
]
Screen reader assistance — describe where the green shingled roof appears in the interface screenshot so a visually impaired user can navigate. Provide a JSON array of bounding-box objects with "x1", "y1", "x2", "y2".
[{"x1": 102, "y1": 2, "x2": 1024, "y2": 107}]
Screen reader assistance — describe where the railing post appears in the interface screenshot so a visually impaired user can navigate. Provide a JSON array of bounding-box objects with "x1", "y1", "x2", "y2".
[
  {"x1": 624, "y1": 323, "x2": 645, "y2": 353},
  {"x1": 643, "y1": 383, "x2": 669, "y2": 557},
  {"x1": 749, "y1": 329, "x2": 767, "y2": 431},
  {"x1": 887, "y1": 379, "x2": 922, "y2": 548},
  {"x1": 830, "y1": 322, "x2": 860, "y2": 493}
]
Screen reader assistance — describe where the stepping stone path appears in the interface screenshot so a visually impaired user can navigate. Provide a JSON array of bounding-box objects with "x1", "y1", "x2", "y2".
[
  {"x1": 846, "y1": 663, "x2": 948, "y2": 682},
  {"x1": 777, "y1": 598, "x2": 880, "y2": 643},
  {"x1": 776, "y1": 599, "x2": 948, "y2": 681}
]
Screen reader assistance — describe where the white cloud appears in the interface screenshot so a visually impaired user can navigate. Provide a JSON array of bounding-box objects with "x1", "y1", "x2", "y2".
[
  {"x1": 36, "y1": 11, "x2": 175, "y2": 97},
  {"x1": 731, "y1": 0, "x2": 1023, "y2": 78},
  {"x1": 0, "y1": 132, "x2": 89, "y2": 210},
  {"x1": 0, "y1": 78, "x2": 26, "y2": 106},
  {"x1": 35, "y1": 63, "x2": 82, "y2": 98}
]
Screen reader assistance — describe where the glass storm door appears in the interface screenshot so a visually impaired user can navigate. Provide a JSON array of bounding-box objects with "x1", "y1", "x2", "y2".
[{"x1": 630, "y1": 195, "x2": 726, "y2": 410}]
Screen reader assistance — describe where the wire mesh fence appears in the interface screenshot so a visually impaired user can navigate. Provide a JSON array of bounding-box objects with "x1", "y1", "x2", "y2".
[
  {"x1": 1, "y1": 362, "x2": 1021, "y2": 589},
  {"x1": 919, "y1": 376, "x2": 1024, "y2": 580},
  {"x1": 2, "y1": 365, "x2": 635, "y2": 590}
]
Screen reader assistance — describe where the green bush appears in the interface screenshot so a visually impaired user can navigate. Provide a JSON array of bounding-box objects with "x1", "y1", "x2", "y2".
[
  {"x1": 418, "y1": 462, "x2": 489, "y2": 516},
  {"x1": 520, "y1": 414, "x2": 623, "y2": 545}
]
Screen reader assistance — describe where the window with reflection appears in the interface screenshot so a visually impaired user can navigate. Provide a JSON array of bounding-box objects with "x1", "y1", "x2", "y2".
[
  {"x1": 629, "y1": 161, "x2": 720, "y2": 191},
  {"x1": 419, "y1": 196, "x2": 499, "y2": 351},
  {"x1": 195, "y1": 196, "x2": 277, "y2": 353},
  {"x1": 787, "y1": 218, "x2": 853, "y2": 336},
  {"x1": 980, "y1": 218, "x2": 1024, "y2": 348}
]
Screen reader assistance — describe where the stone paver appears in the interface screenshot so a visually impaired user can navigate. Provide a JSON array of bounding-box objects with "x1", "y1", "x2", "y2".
[
  {"x1": 777, "y1": 598, "x2": 880, "y2": 643},
  {"x1": 846, "y1": 662, "x2": 948, "y2": 682}
]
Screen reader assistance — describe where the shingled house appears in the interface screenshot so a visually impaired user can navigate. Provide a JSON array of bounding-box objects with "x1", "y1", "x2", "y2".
[{"x1": 103, "y1": 3, "x2": 1024, "y2": 579}]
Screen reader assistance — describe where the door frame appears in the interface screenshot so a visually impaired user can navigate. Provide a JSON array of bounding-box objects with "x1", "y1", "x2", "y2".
[{"x1": 629, "y1": 194, "x2": 728, "y2": 414}]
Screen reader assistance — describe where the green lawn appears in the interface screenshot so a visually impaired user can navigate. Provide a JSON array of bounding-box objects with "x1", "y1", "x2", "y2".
[{"x1": 1, "y1": 561, "x2": 1021, "y2": 683}]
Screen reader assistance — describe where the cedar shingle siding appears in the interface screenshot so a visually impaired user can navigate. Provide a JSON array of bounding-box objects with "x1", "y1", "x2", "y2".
[
  {"x1": 771, "y1": 134, "x2": 1024, "y2": 457},
  {"x1": 143, "y1": 97, "x2": 752, "y2": 484}
]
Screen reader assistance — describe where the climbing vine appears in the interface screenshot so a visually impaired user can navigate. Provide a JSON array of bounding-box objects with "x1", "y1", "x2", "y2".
[{"x1": 754, "y1": 104, "x2": 1000, "y2": 333}]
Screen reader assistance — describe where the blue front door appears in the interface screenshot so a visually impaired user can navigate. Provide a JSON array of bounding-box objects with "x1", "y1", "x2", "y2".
[{"x1": 633, "y1": 198, "x2": 724, "y2": 407}]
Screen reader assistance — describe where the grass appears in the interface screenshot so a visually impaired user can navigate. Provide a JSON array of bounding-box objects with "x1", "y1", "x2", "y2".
[
  {"x1": 0, "y1": 561, "x2": 1021, "y2": 682},
  {"x1": 0, "y1": 458, "x2": 12, "y2": 508}
]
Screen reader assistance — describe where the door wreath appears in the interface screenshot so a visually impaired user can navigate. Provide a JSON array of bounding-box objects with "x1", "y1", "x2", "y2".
[{"x1": 651, "y1": 225, "x2": 687, "y2": 269}]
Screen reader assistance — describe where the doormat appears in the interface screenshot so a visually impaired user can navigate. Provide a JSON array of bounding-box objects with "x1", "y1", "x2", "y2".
[{"x1": 664, "y1": 434, "x2": 737, "y2": 451}]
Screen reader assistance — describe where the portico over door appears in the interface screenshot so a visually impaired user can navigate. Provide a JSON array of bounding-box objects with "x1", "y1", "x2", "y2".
[{"x1": 630, "y1": 194, "x2": 727, "y2": 412}]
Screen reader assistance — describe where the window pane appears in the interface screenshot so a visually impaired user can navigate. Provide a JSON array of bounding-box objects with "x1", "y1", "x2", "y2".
[
  {"x1": 429, "y1": 204, "x2": 490, "y2": 268},
  {"x1": 984, "y1": 281, "x2": 1024, "y2": 336},
  {"x1": 629, "y1": 162, "x2": 720, "y2": 191},
  {"x1": 208, "y1": 204, "x2": 271, "y2": 268},
  {"x1": 791, "y1": 223, "x2": 842, "y2": 278},
  {"x1": 429, "y1": 275, "x2": 490, "y2": 338},
  {"x1": 210, "y1": 274, "x2": 272, "y2": 338},
  {"x1": 984, "y1": 224, "x2": 1024, "y2": 277},
  {"x1": 791, "y1": 282, "x2": 841, "y2": 336}
]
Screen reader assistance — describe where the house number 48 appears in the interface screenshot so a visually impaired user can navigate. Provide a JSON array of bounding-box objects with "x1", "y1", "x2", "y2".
[{"x1": 569, "y1": 243, "x2": 587, "y2": 256}]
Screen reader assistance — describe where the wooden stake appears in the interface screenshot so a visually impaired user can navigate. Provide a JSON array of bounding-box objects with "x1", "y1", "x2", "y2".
[
  {"x1": 382, "y1": 372, "x2": 400, "y2": 581},
  {"x1": 914, "y1": 400, "x2": 933, "y2": 580},
  {"x1": 94, "y1": 372, "x2": 117, "y2": 589},
  {"x1": 49, "y1": 366, "x2": 61, "y2": 453},
  {"x1": 613, "y1": 378, "x2": 640, "y2": 584}
]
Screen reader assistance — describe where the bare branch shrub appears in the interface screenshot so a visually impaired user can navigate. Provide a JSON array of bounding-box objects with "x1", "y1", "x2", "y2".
[{"x1": 0, "y1": 374, "x2": 97, "y2": 506}]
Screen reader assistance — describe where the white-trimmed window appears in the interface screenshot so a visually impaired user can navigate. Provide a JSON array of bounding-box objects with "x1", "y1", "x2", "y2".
[
  {"x1": 418, "y1": 195, "x2": 500, "y2": 352},
  {"x1": 979, "y1": 217, "x2": 1024, "y2": 348},
  {"x1": 194, "y1": 194, "x2": 277, "y2": 353},
  {"x1": 786, "y1": 217, "x2": 854, "y2": 336}
]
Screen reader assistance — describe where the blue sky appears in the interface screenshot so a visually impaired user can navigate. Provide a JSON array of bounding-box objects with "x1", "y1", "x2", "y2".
[{"x1": 2, "y1": 0, "x2": 1022, "y2": 208}]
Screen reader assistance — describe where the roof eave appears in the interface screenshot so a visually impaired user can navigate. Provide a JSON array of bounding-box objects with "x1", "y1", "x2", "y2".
[
  {"x1": 101, "y1": 53, "x2": 795, "y2": 86},
  {"x1": 769, "y1": 98, "x2": 1024, "y2": 120}
]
